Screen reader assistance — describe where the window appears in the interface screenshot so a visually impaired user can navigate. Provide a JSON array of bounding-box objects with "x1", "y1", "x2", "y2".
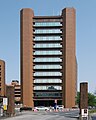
[
  {"x1": 34, "y1": 29, "x2": 62, "y2": 34},
  {"x1": 34, "y1": 43, "x2": 62, "y2": 48},
  {"x1": 34, "y1": 57, "x2": 62, "y2": 62},
  {"x1": 34, "y1": 65, "x2": 62, "y2": 69},
  {"x1": 15, "y1": 92, "x2": 21, "y2": 94},
  {"x1": 33, "y1": 18, "x2": 62, "y2": 22},
  {"x1": 34, "y1": 79, "x2": 62, "y2": 83},
  {"x1": 34, "y1": 92, "x2": 62, "y2": 97},
  {"x1": 34, "y1": 50, "x2": 62, "y2": 55},
  {"x1": 15, "y1": 95, "x2": 20, "y2": 97},
  {"x1": 34, "y1": 72, "x2": 62, "y2": 76},
  {"x1": 34, "y1": 36, "x2": 62, "y2": 41},
  {"x1": 34, "y1": 86, "x2": 62, "y2": 90},
  {"x1": 0, "y1": 66, "x2": 1, "y2": 70},
  {"x1": 34, "y1": 22, "x2": 62, "y2": 26}
]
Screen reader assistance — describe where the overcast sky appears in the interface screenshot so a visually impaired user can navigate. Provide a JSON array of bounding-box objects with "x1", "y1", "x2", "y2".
[{"x1": 0, "y1": 0, "x2": 96, "y2": 93}]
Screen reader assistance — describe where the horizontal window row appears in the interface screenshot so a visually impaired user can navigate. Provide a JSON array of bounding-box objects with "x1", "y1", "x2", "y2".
[
  {"x1": 34, "y1": 29, "x2": 62, "y2": 34},
  {"x1": 34, "y1": 79, "x2": 62, "y2": 83},
  {"x1": 34, "y1": 72, "x2": 62, "y2": 76},
  {"x1": 33, "y1": 19, "x2": 62, "y2": 22},
  {"x1": 14, "y1": 92, "x2": 21, "y2": 94},
  {"x1": 34, "y1": 36, "x2": 62, "y2": 41},
  {"x1": 34, "y1": 57, "x2": 62, "y2": 62},
  {"x1": 34, "y1": 86, "x2": 62, "y2": 90},
  {"x1": 34, "y1": 65, "x2": 62, "y2": 69},
  {"x1": 34, "y1": 92, "x2": 62, "y2": 97},
  {"x1": 15, "y1": 89, "x2": 21, "y2": 91},
  {"x1": 15, "y1": 95, "x2": 20, "y2": 97},
  {"x1": 34, "y1": 22, "x2": 62, "y2": 27},
  {"x1": 34, "y1": 51, "x2": 62, "y2": 55},
  {"x1": 34, "y1": 43, "x2": 62, "y2": 48}
]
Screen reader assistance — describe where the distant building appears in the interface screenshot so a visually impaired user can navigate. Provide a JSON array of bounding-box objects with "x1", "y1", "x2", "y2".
[
  {"x1": 11, "y1": 80, "x2": 21, "y2": 104},
  {"x1": 20, "y1": 8, "x2": 77, "y2": 108},
  {"x1": 0, "y1": 59, "x2": 5, "y2": 97}
]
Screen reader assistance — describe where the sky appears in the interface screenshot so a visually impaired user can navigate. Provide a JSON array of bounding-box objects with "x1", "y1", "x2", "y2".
[{"x1": 0, "y1": 0, "x2": 96, "y2": 93}]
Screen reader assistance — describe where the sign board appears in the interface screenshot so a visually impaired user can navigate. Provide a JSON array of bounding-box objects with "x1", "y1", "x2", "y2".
[
  {"x1": 81, "y1": 109, "x2": 88, "y2": 117},
  {"x1": 3, "y1": 105, "x2": 7, "y2": 111},
  {"x1": 3, "y1": 98, "x2": 8, "y2": 105}
]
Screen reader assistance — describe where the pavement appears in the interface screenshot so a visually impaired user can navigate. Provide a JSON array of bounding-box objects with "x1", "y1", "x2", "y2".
[
  {"x1": 0, "y1": 110, "x2": 96, "y2": 120},
  {"x1": 90, "y1": 113, "x2": 96, "y2": 120},
  {"x1": 0, "y1": 110, "x2": 78, "y2": 120}
]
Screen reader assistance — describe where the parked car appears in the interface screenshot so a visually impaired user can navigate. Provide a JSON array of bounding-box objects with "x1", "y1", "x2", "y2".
[
  {"x1": 20, "y1": 106, "x2": 32, "y2": 112},
  {"x1": 56, "y1": 105, "x2": 64, "y2": 110},
  {"x1": 33, "y1": 106, "x2": 49, "y2": 111}
]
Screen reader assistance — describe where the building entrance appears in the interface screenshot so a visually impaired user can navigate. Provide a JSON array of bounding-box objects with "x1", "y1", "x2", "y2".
[{"x1": 34, "y1": 100, "x2": 62, "y2": 107}]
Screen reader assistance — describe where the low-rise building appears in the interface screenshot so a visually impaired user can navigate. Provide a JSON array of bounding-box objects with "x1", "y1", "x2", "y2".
[{"x1": 11, "y1": 80, "x2": 21, "y2": 104}]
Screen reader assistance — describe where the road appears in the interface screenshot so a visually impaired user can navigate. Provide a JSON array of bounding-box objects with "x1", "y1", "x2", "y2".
[
  {"x1": 1, "y1": 110, "x2": 96, "y2": 120},
  {"x1": 1, "y1": 110, "x2": 79, "y2": 120}
]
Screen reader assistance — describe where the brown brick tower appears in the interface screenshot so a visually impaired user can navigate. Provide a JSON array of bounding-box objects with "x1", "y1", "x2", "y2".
[
  {"x1": 20, "y1": 8, "x2": 34, "y2": 107},
  {"x1": 0, "y1": 59, "x2": 5, "y2": 96},
  {"x1": 20, "y1": 8, "x2": 77, "y2": 108},
  {"x1": 62, "y1": 8, "x2": 77, "y2": 108}
]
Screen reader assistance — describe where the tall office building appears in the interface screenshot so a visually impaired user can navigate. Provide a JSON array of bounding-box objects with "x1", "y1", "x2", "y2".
[
  {"x1": 20, "y1": 8, "x2": 77, "y2": 108},
  {"x1": 0, "y1": 59, "x2": 5, "y2": 96}
]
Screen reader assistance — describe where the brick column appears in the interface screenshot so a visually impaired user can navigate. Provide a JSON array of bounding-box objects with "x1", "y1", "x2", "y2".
[
  {"x1": 6, "y1": 86, "x2": 15, "y2": 116},
  {"x1": 80, "y1": 82, "x2": 88, "y2": 117}
]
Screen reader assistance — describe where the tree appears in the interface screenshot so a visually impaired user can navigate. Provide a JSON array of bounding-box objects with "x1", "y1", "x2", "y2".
[
  {"x1": 76, "y1": 92, "x2": 80, "y2": 106},
  {"x1": 88, "y1": 93, "x2": 96, "y2": 107},
  {"x1": 76, "y1": 92, "x2": 96, "y2": 107}
]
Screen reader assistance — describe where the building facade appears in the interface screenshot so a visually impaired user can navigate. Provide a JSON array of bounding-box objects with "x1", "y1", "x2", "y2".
[
  {"x1": 0, "y1": 59, "x2": 5, "y2": 97},
  {"x1": 11, "y1": 80, "x2": 21, "y2": 104},
  {"x1": 20, "y1": 8, "x2": 77, "y2": 108}
]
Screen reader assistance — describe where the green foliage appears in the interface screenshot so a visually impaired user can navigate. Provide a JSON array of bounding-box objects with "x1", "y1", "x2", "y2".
[
  {"x1": 89, "y1": 109, "x2": 96, "y2": 113},
  {"x1": 76, "y1": 92, "x2": 96, "y2": 107},
  {"x1": 88, "y1": 93, "x2": 96, "y2": 107},
  {"x1": 76, "y1": 92, "x2": 80, "y2": 106}
]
